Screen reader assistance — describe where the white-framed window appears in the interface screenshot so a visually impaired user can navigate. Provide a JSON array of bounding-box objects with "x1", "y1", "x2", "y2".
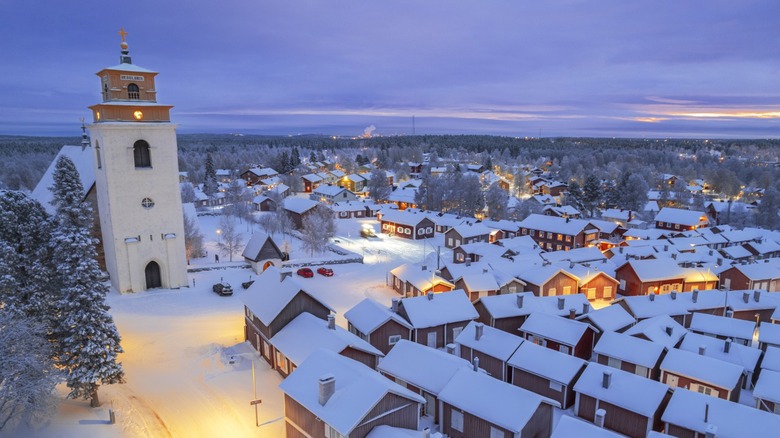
[
  {"x1": 619, "y1": 279, "x2": 626, "y2": 291},
  {"x1": 448, "y1": 238, "x2": 453, "y2": 246},
  {"x1": 529, "y1": 335, "x2": 546, "y2": 347},
  {"x1": 276, "y1": 351, "x2": 288, "y2": 374},
  {"x1": 325, "y1": 424, "x2": 346, "y2": 438},
  {"x1": 451, "y1": 409, "x2": 464, "y2": 432},
  {"x1": 559, "y1": 345, "x2": 569, "y2": 354},
  {"x1": 603, "y1": 286, "x2": 613, "y2": 298},
  {"x1": 549, "y1": 381, "x2": 563, "y2": 392},
  {"x1": 547, "y1": 232, "x2": 553, "y2": 239},
  {"x1": 456, "y1": 252, "x2": 465, "y2": 262},
  {"x1": 508, "y1": 285, "x2": 517, "y2": 293},
  {"x1": 528, "y1": 230, "x2": 534, "y2": 236},
  {"x1": 245, "y1": 307, "x2": 254, "y2": 321},
  {"x1": 635, "y1": 365, "x2": 649, "y2": 377},
  {"x1": 490, "y1": 425, "x2": 505, "y2": 438},
  {"x1": 607, "y1": 356, "x2": 622, "y2": 369},
  {"x1": 389, "y1": 334, "x2": 402, "y2": 345}
]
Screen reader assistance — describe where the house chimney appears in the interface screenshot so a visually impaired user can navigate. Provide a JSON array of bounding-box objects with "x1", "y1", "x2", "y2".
[
  {"x1": 665, "y1": 326, "x2": 674, "y2": 336},
  {"x1": 466, "y1": 257, "x2": 472, "y2": 266},
  {"x1": 391, "y1": 298, "x2": 399, "y2": 313},
  {"x1": 558, "y1": 297, "x2": 565, "y2": 310},
  {"x1": 422, "y1": 428, "x2": 430, "y2": 438},
  {"x1": 446, "y1": 344, "x2": 455, "y2": 355},
  {"x1": 318, "y1": 374, "x2": 336, "y2": 406},
  {"x1": 649, "y1": 294, "x2": 656, "y2": 302},
  {"x1": 602, "y1": 370, "x2": 612, "y2": 389},
  {"x1": 472, "y1": 356, "x2": 480, "y2": 372},
  {"x1": 517, "y1": 294, "x2": 524, "y2": 308},
  {"x1": 754, "y1": 290, "x2": 760, "y2": 302},
  {"x1": 692, "y1": 289, "x2": 699, "y2": 303},
  {"x1": 664, "y1": 245, "x2": 669, "y2": 252},
  {"x1": 427, "y1": 291, "x2": 434, "y2": 301},
  {"x1": 699, "y1": 345, "x2": 707, "y2": 356},
  {"x1": 595, "y1": 408, "x2": 606, "y2": 428},
  {"x1": 672, "y1": 253, "x2": 677, "y2": 260},
  {"x1": 724, "y1": 338, "x2": 732, "y2": 354},
  {"x1": 475, "y1": 323, "x2": 484, "y2": 341},
  {"x1": 569, "y1": 262, "x2": 575, "y2": 269},
  {"x1": 743, "y1": 292, "x2": 750, "y2": 304},
  {"x1": 421, "y1": 265, "x2": 427, "y2": 271},
  {"x1": 327, "y1": 314, "x2": 336, "y2": 330},
  {"x1": 619, "y1": 247, "x2": 624, "y2": 254},
  {"x1": 483, "y1": 268, "x2": 489, "y2": 274},
  {"x1": 583, "y1": 303, "x2": 590, "y2": 314},
  {"x1": 705, "y1": 424, "x2": 717, "y2": 438},
  {"x1": 569, "y1": 308, "x2": 576, "y2": 319},
  {"x1": 671, "y1": 290, "x2": 677, "y2": 300},
  {"x1": 709, "y1": 250, "x2": 714, "y2": 256}
]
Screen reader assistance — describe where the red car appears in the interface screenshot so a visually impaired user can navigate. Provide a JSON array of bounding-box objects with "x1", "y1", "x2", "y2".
[
  {"x1": 297, "y1": 268, "x2": 314, "y2": 278},
  {"x1": 317, "y1": 267, "x2": 334, "y2": 277}
]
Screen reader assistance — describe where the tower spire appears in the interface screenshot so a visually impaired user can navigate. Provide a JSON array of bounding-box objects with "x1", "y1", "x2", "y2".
[
  {"x1": 118, "y1": 27, "x2": 131, "y2": 64},
  {"x1": 80, "y1": 117, "x2": 90, "y2": 150}
]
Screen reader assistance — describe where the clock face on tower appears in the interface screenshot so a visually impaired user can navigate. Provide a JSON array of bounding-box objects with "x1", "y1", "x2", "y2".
[{"x1": 133, "y1": 110, "x2": 144, "y2": 120}]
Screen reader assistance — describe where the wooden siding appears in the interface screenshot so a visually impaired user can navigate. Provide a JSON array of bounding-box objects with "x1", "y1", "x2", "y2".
[
  {"x1": 351, "y1": 393, "x2": 420, "y2": 438},
  {"x1": 460, "y1": 346, "x2": 506, "y2": 381},
  {"x1": 520, "y1": 402, "x2": 553, "y2": 438},
  {"x1": 615, "y1": 263, "x2": 685, "y2": 297},
  {"x1": 577, "y1": 394, "x2": 651, "y2": 438},
  {"x1": 660, "y1": 370, "x2": 740, "y2": 402},
  {"x1": 340, "y1": 346, "x2": 379, "y2": 370},
  {"x1": 665, "y1": 424, "x2": 697, "y2": 438},
  {"x1": 511, "y1": 367, "x2": 568, "y2": 408},
  {"x1": 284, "y1": 421, "x2": 309, "y2": 438},
  {"x1": 441, "y1": 402, "x2": 514, "y2": 438},
  {"x1": 580, "y1": 273, "x2": 619, "y2": 301},
  {"x1": 369, "y1": 319, "x2": 412, "y2": 355},
  {"x1": 269, "y1": 292, "x2": 331, "y2": 337},
  {"x1": 284, "y1": 394, "x2": 323, "y2": 437},
  {"x1": 412, "y1": 326, "x2": 445, "y2": 349}
]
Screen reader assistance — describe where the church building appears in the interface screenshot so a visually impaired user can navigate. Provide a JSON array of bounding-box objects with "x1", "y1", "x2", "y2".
[{"x1": 88, "y1": 29, "x2": 188, "y2": 292}]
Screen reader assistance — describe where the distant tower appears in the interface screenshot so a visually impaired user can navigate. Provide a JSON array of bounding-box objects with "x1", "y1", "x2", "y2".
[{"x1": 88, "y1": 28, "x2": 187, "y2": 293}]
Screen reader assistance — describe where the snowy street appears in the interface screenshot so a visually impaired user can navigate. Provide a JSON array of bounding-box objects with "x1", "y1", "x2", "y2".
[{"x1": 23, "y1": 213, "x2": 446, "y2": 438}]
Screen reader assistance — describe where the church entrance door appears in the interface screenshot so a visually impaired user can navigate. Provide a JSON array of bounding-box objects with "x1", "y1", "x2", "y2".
[{"x1": 145, "y1": 261, "x2": 162, "y2": 289}]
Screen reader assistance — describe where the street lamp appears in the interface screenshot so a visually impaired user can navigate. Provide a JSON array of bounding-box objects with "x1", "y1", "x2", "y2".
[
  {"x1": 228, "y1": 352, "x2": 262, "y2": 427},
  {"x1": 216, "y1": 229, "x2": 222, "y2": 243}
]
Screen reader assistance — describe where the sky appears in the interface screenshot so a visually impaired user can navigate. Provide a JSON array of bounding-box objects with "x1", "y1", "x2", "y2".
[{"x1": 1, "y1": 0, "x2": 779, "y2": 138}]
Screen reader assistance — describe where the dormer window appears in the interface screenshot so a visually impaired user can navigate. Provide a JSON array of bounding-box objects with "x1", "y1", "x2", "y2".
[{"x1": 128, "y1": 83, "x2": 140, "y2": 100}]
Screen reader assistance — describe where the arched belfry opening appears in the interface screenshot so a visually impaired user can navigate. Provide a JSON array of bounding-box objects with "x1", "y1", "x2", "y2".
[{"x1": 145, "y1": 261, "x2": 162, "y2": 289}]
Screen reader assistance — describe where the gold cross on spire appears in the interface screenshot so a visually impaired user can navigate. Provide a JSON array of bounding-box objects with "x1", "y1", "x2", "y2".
[{"x1": 118, "y1": 27, "x2": 128, "y2": 43}]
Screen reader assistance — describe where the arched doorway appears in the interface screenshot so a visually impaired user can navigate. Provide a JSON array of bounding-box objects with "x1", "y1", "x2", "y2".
[
  {"x1": 145, "y1": 261, "x2": 162, "y2": 289},
  {"x1": 262, "y1": 261, "x2": 274, "y2": 271}
]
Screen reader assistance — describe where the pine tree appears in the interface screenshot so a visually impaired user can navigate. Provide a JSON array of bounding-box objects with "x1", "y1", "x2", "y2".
[
  {"x1": 49, "y1": 156, "x2": 124, "y2": 407},
  {"x1": 203, "y1": 152, "x2": 218, "y2": 196},
  {"x1": 367, "y1": 169, "x2": 391, "y2": 202},
  {"x1": 582, "y1": 175, "x2": 601, "y2": 217}
]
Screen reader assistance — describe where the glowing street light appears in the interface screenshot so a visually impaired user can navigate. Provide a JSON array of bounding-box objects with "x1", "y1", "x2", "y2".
[{"x1": 216, "y1": 229, "x2": 222, "y2": 243}]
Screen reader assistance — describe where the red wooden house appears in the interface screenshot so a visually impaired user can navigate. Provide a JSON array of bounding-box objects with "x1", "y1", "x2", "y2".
[
  {"x1": 519, "y1": 312, "x2": 598, "y2": 360},
  {"x1": 396, "y1": 290, "x2": 479, "y2": 349},
  {"x1": 344, "y1": 298, "x2": 413, "y2": 355},
  {"x1": 508, "y1": 340, "x2": 586, "y2": 409},
  {"x1": 454, "y1": 321, "x2": 524, "y2": 382},
  {"x1": 660, "y1": 347, "x2": 744, "y2": 402}
]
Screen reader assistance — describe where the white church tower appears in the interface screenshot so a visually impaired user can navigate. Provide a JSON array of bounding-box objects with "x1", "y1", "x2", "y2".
[{"x1": 88, "y1": 29, "x2": 187, "y2": 293}]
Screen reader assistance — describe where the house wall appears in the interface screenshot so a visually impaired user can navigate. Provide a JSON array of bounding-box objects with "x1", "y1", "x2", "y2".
[
  {"x1": 284, "y1": 394, "x2": 323, "y2": 438},
  {"x1": 539, "y1": 272, "x2": 579, "y2": 297},
  {"x1": 494, "y1": 316, "x2": 527, "y2": 334},
  {"x1": 664, "y1": 424, "x2": 697, "y2": 438},
  {"x1": 573, "y1": 329, "x2": 595, "y2": 360},
  {"x1": 577, "y1": 394, "x2": 651, "y2": 438},
  {"x1": 440, "y1": 402, "x2": 515, "y2": 438},
  {"x1": 660, "y1": 370, "x2": 739, "y2": 402},
  {"x1": 459, "y1": 345, "x2": 506, "y2": 381},
  {"x1": 268, "y1": 293, "x2": 331, "y2": 337},
  {"x1": 412, "y1": 326, "x2": 445, "y2": 349},
  {"x1": 369, "y1": 319, "x2": 412, "y2": 355},
  {"x1": 520, "y1": 402, "x2": 553, "y2": 438},
  {"x1": 351, "y1": 393, "x2": 420, "y2": 438},
  {"x1": 595, "y1": 354, "x2": 658, "y2": 379},
  {"x1": 340, "y1": 346, "x2": 379, "y2": 370},
  {"x1": 580, "y1": 274, "x2": 618, "y2": 301},
  {"x1": 757, "y1": 398, "x2": 777, "y2": 413},
  {"x1": 511, "y1": 367, "x2": 569, "y2": 408}
]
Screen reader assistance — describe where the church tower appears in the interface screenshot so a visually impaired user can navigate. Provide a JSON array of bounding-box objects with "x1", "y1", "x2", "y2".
[{"x1": 88, "y1": 29, "x2": 187, "y2": 293}]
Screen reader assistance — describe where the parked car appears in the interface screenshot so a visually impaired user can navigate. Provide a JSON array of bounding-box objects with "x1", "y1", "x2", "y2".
[
  {"x1": 317, "y1": 267, "x2": 334, "y2": 277},
  {"x1": 297, "y1": 268, "x2": 314, "y2": 278},
  {"x1": 212, "y1": 281, "x2": 233, "y2": 296}
]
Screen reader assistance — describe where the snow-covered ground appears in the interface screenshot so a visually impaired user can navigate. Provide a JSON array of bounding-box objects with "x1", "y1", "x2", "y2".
[{"x1": 16, "y1": 211, "x2": 451, "y2": 438}]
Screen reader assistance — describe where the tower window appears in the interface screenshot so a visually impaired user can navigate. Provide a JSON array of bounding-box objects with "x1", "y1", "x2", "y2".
[
  {"x1": 95, "y1": 140, "x2": 102, "y2": 169},
  {"x1": 133, "y1": 140, "x2": 152, "y2": 168},
  {"x1": 103, "y1": 84, "x2": 109, "y2": 101},
  {"x1": 128, "y1": 83, "x2": 140, "y2": 100}
]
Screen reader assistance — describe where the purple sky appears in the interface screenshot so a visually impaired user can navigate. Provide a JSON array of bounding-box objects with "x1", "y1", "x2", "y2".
[{"x1": 2, "y1": 0, "x2": 779, "y2": 138}]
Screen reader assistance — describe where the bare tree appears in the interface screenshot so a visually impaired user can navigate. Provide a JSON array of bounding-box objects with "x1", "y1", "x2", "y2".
[
  {"x1": 216, "y1": 215, "x2": 244, "y2": 262},
  {"x1": 300, "y1": 206, "x2": 336, "y2": 256},
  {"x1": 183, "y1": 211, "x2": 204, "y2": 263}
]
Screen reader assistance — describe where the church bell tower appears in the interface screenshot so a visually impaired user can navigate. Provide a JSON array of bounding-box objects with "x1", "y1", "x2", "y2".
[{"x1": 88, "y1": 29, "x2": 187, "y2": 292}]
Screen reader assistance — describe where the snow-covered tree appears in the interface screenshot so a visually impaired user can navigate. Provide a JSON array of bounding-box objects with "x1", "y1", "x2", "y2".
[
  {"x1": 582, "y1": 175, "x2": 601, "y2": 216},
  {"x1": 48, "y1": 156, "x2": 124, "y2": 407},
  {"x1": 0, "y1": 191, "x2": 56, "y2": 326},
  {"x1": 565, "y1": 181, "x2": 586, "y2": 214},
  {"x1": 180, "y1": 182, "x2": 197, "y2": 204},
  {"x1": 756, "y1": 186, "x2": 780, "y2": 230},
  {"x1": 216, "y1": 214, "x2": 244, "y2": 262},
  {"x1": 183, "y1": 210, "x2": 204, "y2": 262},
  {"x1": 367, "y1": 169, "x2": 391, "y2": 202},
  {"x1": 300, "y1": 206, "x2": 336, "y2": 256},
  {"x1": 453, "y1": 174, "x2": 484, "y2": 217},
  {"x1": 623, "y1": 174, "x2": 650, "y2": 212},
  {"x1": 203, "y1": 152, "x2": 218, "y2": 196},
  {"x1": 0, "y1": 310, "x2": 59, "y2": 433},
  {"x1": 484, "y1": 182, "x2": 508, "y2": 219}
]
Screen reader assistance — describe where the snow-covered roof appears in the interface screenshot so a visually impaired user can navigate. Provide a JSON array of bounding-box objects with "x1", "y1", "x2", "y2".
[
  {"x1": 390, "y1": 263, "x2": 454, "y2": 292},
  {"x1": 518, "y1": 214, "x2": 597, "y2": 235},
  {"x1": 726, "y1": 289, "x2": 780, "y2": 312},
  {"x1": 661, "y1": 348, "x2": 742, "y2": 389},
  {"x1": 302, "y1": 173, "x2": 323, "y2": 183},
  {"x1": 679, "y1": 332, "x2": 761, "y2": 375},
  {"x1": 459, "y1": 271, "x2": 500, "y2": 292},
  {"x1": 601, "y1": 208, "x2": 633, "y2": 222},
  {"x1": 101, "y1": 62, "x2": 155, "y2": 73},
  {"x1": 576, "y1": 304, "x2": 635, "y2": 333},
  {"x1": 759, "y1": 321, "x2": 780, "y2": 347},
  {"x1": 688, "y1": 312, "x2": 755, "y2": 341},
  {"x1": 517, "y1": 265, "x2": 577, "y2": 287},
  {"x1": 278, "y1": 349, "x2": 423, "y2": 436},
  {"x1": 623, "y1": 314, "x2": 687, "y2": 348},
  {"x1": 270, "y1": 313, "x2": 383, "y2": 366},
  {"x1": 455, "y1": 321, "x2": 524, "y2": 362},
  {"x1": 754, "y1": 369, "x2": 780, "y2": 403},
  {"x1": 377, "y1": 339, "x2": 471, "y2": 395},
  {"x1": 661, "y1": 388, "x2": 778, "y2": 436},
  {"x1": 726, "y1": 259, "x2": 780, "y2": 280},
  {"x1": 241, "y1": 268, "x2": 333, "y2": 325},
  {"x1": 283, "y1": 197, "x2": 319, "y2": 214},
  {"x1": 447, "y1": 223, "x2": 493, "y2": 239},
  {"x1": 762, "y1": 346, "x2": 780, "y2": 372},
  {"x1": 613, "y1": 293, "x2": 690, "y2": 320},
  {"x1": 438, "y1": 367, "x2": 555, "y2": 432},
  {"x1": 457, "y1": 242, "x2": 514, "y2": 260},
  {"x1": 399, "y1": 290, "x2": 478, "y2": 328},
  {"x1": 366, "y1": 426, "x2": 444, "y2": 438},
  {"x1": 241, "y1": 232, "x2": 281, "y2": 261},
  {"x1": 507, "y1": 340, "x2": 586, "y2": 384},
  {"x1": 476, "y1": 292, "x2": 538, "y2": 319},
  {"x1": 654, "y1": 207, "x2": 708, "y2": 227},
  {"x1": 623, "y1": 258, "x2": 688, "y2": 282},
  {"x1": 573, "y1": 362, "x2": 668, "y2": 417},
  {"x1": 551, "y1": 415, "x2": 625, "y2": 438},
  {"x1": 380, "y1": 209, "x2": 430, "y2": 226},
  {"x1": 541, "y1": 247, "x2": 606, "y2": 264},
  {"x1": 31, "y1": 145, "x2": 96, "y2": 214},
  {"x1": 594, "y1": 331, "x2": 665, "y2": 369},
  {"x1": 344, "y1": 298, "x2": 412, "y2": 334},
  {"x1": 313, "y1": 184, "x2": 348, "y2": 196},
  {"x1": 520, "y1": 312, "x2": 595, "y2": 346},
  {"x1": 386, "y1": 187, "x2": 417, "y2": 204}
]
